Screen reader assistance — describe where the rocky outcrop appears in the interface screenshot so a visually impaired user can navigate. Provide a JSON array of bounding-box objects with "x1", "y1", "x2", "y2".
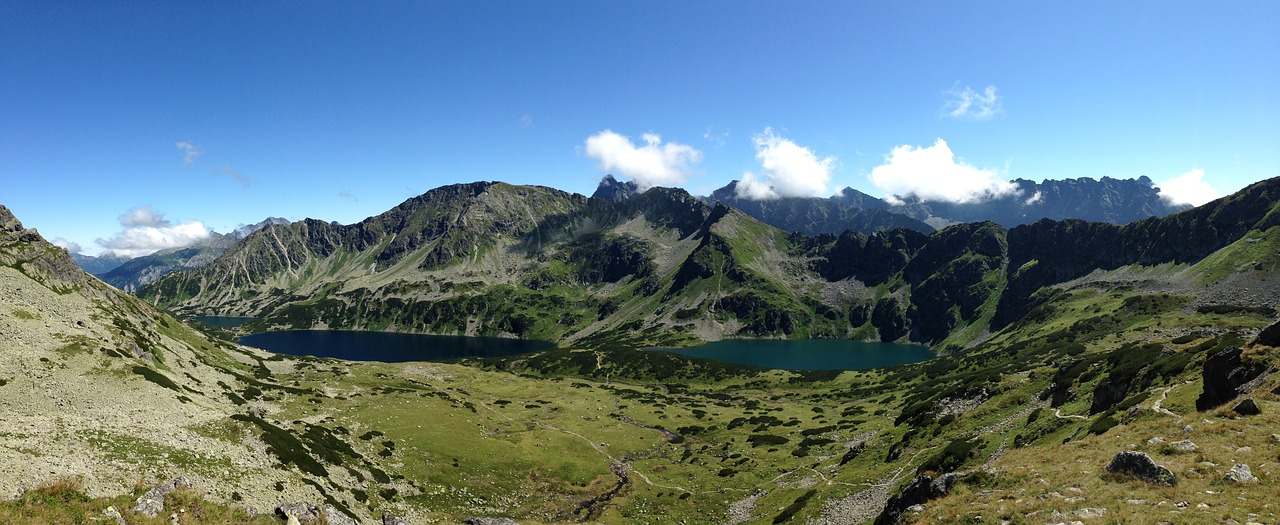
[
  {"x1": 132, "y1": 477, "x2": 191, "y2": 517},
  {"x1": 1196, "y1": 347, "x2": 1275, "y2": 411},
  {"x1": 590, "y1": 174, "x2": 639, "y2": 203},
  {"x1": 874, "y1": 472, "x2": 967, "y2": 525},
  {"x1": 0, "y1": 204, "x2": 88, "y2": 289},
  {"x1": 1106, "y1": 451, "x2": 1175, "y2": 485}
]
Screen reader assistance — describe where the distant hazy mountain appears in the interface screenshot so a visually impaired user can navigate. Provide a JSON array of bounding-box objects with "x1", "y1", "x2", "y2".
[
  {"x1": 706, "y1": 181, "x2": 935, "y2": 235},
  {"x1": 877, "y1": 176, "x2": 1188, "y2": 227},
  {"x1": 689, "y1": 176, "x2": 1185, "y2": 234},
  {"x1": 99, "y1": 217, "x2": 288, "y2": 292},
  {"x1": 591, "y1": 176, "x2": 934, "y2": 236},
  {"x1": 69, "y1": 252, "x2": 132, "y2": 274}
]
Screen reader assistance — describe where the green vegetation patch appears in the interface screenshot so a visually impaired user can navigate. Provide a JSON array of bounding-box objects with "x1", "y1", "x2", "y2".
[
  {"x1": 230, "y1": 414, "x2": 327, "y2": 477},
  {"x1": 130, "y1": 365, "x2": 181, "y2": 392}
]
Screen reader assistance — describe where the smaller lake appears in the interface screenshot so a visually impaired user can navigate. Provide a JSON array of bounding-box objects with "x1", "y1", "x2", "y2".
[
  {"x1": 237, "y1": 330, "x2": 555, "y2": 363},
  {"x1": 194, "y1": 316, "x2": 257, "y2": 328},
  {"x1": 656, "y1": 339, "x2": 932, "y2": 371}
]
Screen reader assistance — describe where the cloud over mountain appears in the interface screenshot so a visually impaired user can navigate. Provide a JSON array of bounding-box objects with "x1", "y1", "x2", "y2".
[
  {"x1": 1158, "y1": 168, "x2": 1222, "y2": 206},
  {"x1": 584, "y1": 130, "x2": 702, "y2": 189},
  {"x1": 868, "y1": 138, "x2": 1018, "y2": 204},
  {"x1": 736, "y1": 128, "x2": 836, "y2": 200},
  {"x1": 95, "y1": 206, "x2": 211, "y2": 258}
]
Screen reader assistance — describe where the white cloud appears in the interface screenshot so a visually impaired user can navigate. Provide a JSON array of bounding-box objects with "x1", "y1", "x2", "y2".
[
  {"x1": 119, "y1": 205, "x2": 171, "y2": 227},
  {"x1": 703, "y1": 126, "x2": 729, "y2": 146},
  {"x1": 339, "y1": 190, "x2": 358, "y2": 202},
  {"x1": 1024, "y1": 190, "x2": 1044, "y2": 206},
  {"x1": 176, "y1": 141, "x2": 201, "y2": 164},
  {"x1": 735, "y1": 128, "x2": 836, "y2": 200},
  {"x1": 868, "y1": 138, "x2": 1019, "y2": 204},
  {"x1": 584, "y1": 130, "x2": 702, "y2": 189},
  {"x1": 51, "y1": 237, "x2": 83, "y2": 254},
  {"x1": 1158, "y1": 168, "x2": 1222, "y2": 206},
  {"x1": 95, "y1": 207, "x2": 210, "y2": 258},
  {"x1": 521, "y1": 114, "x2": 534, "y2": 129},
  {"x1": 943, "y1": 85, "x2": 1001, "y2": 121}
]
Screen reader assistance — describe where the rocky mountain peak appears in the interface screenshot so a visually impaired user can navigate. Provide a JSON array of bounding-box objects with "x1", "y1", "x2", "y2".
[
  {"x1": 0, "y1": 204, "x2": 87, "y2": 288},
  {"x1": 591, "y1": 174, "x2": 640, "y2": 203}
]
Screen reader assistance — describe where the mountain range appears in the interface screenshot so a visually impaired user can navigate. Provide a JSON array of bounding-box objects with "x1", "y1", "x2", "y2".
[{"x1": 142, "y1": 177, "x2": 1276, "y2": 353}]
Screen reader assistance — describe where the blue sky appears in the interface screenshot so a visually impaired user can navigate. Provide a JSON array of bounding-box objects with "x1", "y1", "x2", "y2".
[{"x1": 2, "y1": 2, "x2": 1277, "y2": 256}]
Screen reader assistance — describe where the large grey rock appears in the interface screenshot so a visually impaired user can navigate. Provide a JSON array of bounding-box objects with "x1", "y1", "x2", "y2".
[
  {"x1": 464, "y1": 518, "x2": 520, "y2": 525},
  {"x1": 1166, "y1": 439, "x2": 1198, "y2": 452},
  {"x1": 1232, "y1": 397, "x2": 1261, "y2": 416},
  {"x1": 1106, "y1": 451, "x2": 1176, "y2": 486},
  {"x1": 132, "y1": 477, "x2": 192, "y2": 517},
  {"x1": 1224, "y1": 464, "x2": 1258, "y2": 484}
]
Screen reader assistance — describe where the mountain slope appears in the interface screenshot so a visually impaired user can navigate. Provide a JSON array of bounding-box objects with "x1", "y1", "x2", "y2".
[{"x1": 143, "y1": 178, "x2": 1280, "y2": 351}]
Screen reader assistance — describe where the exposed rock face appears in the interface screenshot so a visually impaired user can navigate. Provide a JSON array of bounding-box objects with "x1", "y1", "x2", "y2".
[
  {"x1": 1254, "y1": 318, "x2": 1280, "y2": 347},
  {"x1": 1233, "y1": 397, "x2": 1261, "y2": 415},
  {"x1": 1197, "y1": 347, "x2": 1275, "y2": 410},
  {"x1": 132, "y1": 477, "x2": 191, "y2": 517},
  {"x1": 590, "y1": 174, "x2": 639, "y2": 203},
  {"x1": 1106, "y1": 451, "x2": 1176, "y2": 485},
  {"x1": 1224, "y1": 464, "x2": 1258, "y2": 484},
  {"x1": 874, "y1": 472, "x2": 967, "y2": 525},
  {"x1": 0, "y1": 204, "x2": 87, "y2": 289}
]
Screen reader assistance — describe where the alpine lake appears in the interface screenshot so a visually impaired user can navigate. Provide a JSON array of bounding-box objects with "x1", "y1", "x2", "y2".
[{"x1": 227, "y1": 321, "x2": 932, "y2": 370}]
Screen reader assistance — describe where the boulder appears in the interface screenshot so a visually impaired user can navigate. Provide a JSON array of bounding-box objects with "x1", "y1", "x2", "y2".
[
  {"x1": 1233, "y1": 397, "x2": 1261, "y2": 415},
  {"x1": 1224, "y1": 464, "x2": 1258, "y2": 484},
  {"x1": 464, "y1": 519, "x2": 520, "y2": 525},
  {"x1": 1106, "y1": 451, "x2": 1176, "y2": 486},
  {"x1": 1252, "y1": 318, "x2": 1280, "y2": 347},
  {"x1": 1166, "y1": 440, "x2": 1198, "y2": 452}
]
